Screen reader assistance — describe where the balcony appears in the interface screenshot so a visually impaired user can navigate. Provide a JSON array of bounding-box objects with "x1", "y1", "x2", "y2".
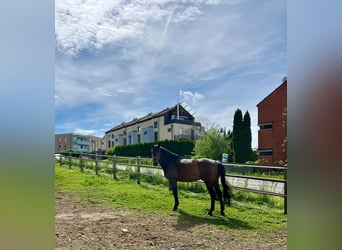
[
  {"x1": 74, "y1": 141, "x2": 89, "y2": 146},
  {"x1": 164, "y1": 118, "x2": 201, "y2": 126},
  {"x1": 174, "y1": 134, "x2": 201, "y2": 141}
]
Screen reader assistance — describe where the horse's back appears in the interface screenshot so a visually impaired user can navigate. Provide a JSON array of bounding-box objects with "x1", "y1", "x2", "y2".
[
  {"x1": 176, "y1": 159, "x2": 201, "y2": 181},
  {"x1": 177, "y1": 158, "x2": 219, "y2": 182},
  {"x1": 197, "y1": 158, "x2": 220, "y2": 182},
  {"x1": 197, "y1": 158, "x2": 218, "y2": 165}
]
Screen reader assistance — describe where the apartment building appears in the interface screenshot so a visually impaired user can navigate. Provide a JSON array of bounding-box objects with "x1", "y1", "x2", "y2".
[
  {"x1": 105, "y1": 103, "x2": 203, "y2": 149},
  {"x1": 257, "y1": 77, "x2": 287, "y2": 164},
  {"x1": 55, "y1": 133, "x2": 105, "y2": 153}
]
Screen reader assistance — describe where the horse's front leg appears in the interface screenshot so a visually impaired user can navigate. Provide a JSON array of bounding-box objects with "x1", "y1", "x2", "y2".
[{"x1": 169, "y1": 178, "x2": 179, "y2": 211}]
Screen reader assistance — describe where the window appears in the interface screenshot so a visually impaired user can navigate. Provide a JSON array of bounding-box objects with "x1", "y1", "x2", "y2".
[
  {"x1": 154, "y1": 121, "x2": 158, "y2": 128},
  {"x1": 259, "y1": 123, "x2": 272, "y2": 130},
  {"x1": 168, "y1": 127, "x2": 172, "y2": 132},
  {"x1": 259, "y1": 150, "x2": 273, "y2": 156},
  {"x1": 154, "y1": 132, "x2": 158, "y2": 141}
]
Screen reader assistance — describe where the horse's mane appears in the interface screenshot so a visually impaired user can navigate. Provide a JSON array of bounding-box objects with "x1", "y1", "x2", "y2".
[{"x1": 160, "y1": 146, "x2": 181, "y2": 164}]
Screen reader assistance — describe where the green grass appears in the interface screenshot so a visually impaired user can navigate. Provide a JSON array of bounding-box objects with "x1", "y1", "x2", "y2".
[
  {"x1": 55, "y1": 164, "x2": 287, "y2": 236},
  {"x1": 227, "y1": 170, "x2": 285, "y2": 180}
]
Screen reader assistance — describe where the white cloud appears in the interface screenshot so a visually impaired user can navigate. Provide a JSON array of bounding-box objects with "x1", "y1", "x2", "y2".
[
  {"x1": 179, "y1": 90, "x2": 204, "y2": 103},
  {"x1": 55, "y1": 0, "x2": 224, "y2": 56},
  {"x1": 172, "y1": 6, "x2": 202, "y2": 23},
  {"x1": 73, "y1": 128, "x2": 96, "y2": 135}
]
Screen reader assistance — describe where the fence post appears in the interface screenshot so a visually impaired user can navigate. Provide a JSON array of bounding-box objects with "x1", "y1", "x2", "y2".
[
  {"x1": 80, "y1": 151, "x2": 83, "y2": 172},
  {"x1": 95, "y1": 153, "x2": 99, "y2": 175},
  {"x1": 284, "y1": 163, "x2": 287, "y2": 215},
  {"x1": 137, "y1": 156, "x2": 141, "y2": 185},
  {"x1": 69, "y1": 151, "x2": 71, "y2": 169},
  {"x1": 113, "y1": 154, "x2": 117, "y2": 180}
]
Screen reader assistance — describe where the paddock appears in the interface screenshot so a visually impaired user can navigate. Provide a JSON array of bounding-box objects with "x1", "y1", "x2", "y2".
[
  {"x1": 55, "y1": 165, "x2": 287, "y2": 249},
  {"x1": 55, "y1": 191, "x2": 286, "y2": 250}
]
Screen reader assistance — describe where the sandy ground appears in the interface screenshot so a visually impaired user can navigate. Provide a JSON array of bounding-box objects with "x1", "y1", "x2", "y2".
[{"x1": 55, "y1": 192, "x2": 286, "y2": 250}]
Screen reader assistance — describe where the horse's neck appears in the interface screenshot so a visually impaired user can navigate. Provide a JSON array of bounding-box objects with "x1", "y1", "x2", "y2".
[
  {"x1": 159, "y1": 150, "x2": 169, "y2": 168},
  {"x1": 159, "y1": 149, "x2": 178, "y2": 170}
]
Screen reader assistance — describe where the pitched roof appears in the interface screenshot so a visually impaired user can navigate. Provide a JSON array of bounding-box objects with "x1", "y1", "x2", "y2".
[
  {"x1": 105, "y1": 104, "x2": 192, "y2": 133},
  {"x1": 256, "y1": 77, "x2": 287, "y2": 107}
]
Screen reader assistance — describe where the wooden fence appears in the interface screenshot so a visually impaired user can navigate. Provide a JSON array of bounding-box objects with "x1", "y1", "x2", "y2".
[{"x1": 56, "y1": 152, "x2": 287, "y2": 214}]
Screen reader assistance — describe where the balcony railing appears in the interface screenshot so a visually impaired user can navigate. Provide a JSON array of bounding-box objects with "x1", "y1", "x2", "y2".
[
  {"x1": 174, "y1": 134, "x2": 201, "y2": 140},
  {"x1": 73, "y1": 140, "x2": 89, "y2": 146},
  {"x1": 164, "y1": 118, "x2": 201, "y2": 126}
]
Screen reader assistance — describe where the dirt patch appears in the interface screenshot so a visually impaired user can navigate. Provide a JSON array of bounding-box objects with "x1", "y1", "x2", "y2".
[{"x1": 55, "y1": 192, "x2": 286, "y2": 249}]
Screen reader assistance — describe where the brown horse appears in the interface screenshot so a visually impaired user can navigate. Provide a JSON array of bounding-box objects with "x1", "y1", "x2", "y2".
[{"x1": 152, "y1": 144, "x2": 232, "y2": 216}]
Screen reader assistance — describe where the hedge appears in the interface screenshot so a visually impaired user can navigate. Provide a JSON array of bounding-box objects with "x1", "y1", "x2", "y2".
[{"x1": 105, "y1": 139, "x2": 194, "y2": 158}]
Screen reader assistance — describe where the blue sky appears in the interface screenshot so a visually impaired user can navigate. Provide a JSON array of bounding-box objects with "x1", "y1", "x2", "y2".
[{"x1": 55, "y1": 0, "x2": 286, "y2": 148}]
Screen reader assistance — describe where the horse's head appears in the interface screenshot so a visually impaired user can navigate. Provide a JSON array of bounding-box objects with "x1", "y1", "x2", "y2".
[{"x1": 151, "y1": 144, "x2": 161, "y2": 166}]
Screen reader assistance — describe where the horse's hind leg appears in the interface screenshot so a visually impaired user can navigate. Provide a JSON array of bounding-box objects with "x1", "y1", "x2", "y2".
[
  {"x1": 214, "y1": 183, "x2": 225, "y2": 216},
  {"x1": 170, "y1": 179, "x2": 179, "y2": 211},
  {"x1": 206, "y1": 184, "x2": 216, "y2": 216}
]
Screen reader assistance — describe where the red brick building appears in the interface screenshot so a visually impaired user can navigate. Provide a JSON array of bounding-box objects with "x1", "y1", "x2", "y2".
[{"x1": 257, "y1": 77, "x2": 287, "y2": 164}]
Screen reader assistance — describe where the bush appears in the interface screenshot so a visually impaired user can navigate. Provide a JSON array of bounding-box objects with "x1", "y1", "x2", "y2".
[
  {"x1": 193, "y1": 128, "x2": 229, "y2": 160},
  {"x1": 105, "y1": 139, "x2": 194, "y2": 158}
]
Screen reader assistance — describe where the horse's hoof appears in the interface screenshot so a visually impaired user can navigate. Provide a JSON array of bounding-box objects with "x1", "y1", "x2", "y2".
[
  {"x1": 208, "y1": 211, "x2": 213, "y2": 216},
  {"x1": 220, "y1": 211, "x2": 225, "y2": 216},
  {"x1": 172, "y1": 207, "x2": 178, "y2": 211}
]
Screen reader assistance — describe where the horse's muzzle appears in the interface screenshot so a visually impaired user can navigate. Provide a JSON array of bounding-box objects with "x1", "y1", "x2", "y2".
[{"x1": 152, "y1": 157, "x2": 159, "y2": 166}]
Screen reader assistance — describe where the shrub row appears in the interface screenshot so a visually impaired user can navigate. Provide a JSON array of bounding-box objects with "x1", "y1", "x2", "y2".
[{"x1": 105, "y1": 139, "x2": 195, "y2": 158}]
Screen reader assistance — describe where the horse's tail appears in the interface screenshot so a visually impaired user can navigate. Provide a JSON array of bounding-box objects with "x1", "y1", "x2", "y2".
[{"x1": 217, "y1": 163, "x2": 232, "y2": 206}]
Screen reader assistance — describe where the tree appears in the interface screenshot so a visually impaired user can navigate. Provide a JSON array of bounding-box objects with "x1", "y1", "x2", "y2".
[
  {"x1": 232, "y1": 109, "x2": 243, "y2": 163},
  {"x1": 193, "y1": 128, "x2": 228, "y2": 161},
  {"x1": 232, "y1": 109, "x2": 253, "y2": 163},
  {"x1": 225, "y1": 129, "x2": 234, "y2": 162},
  {"x1": 242, "y1": 111, "x2": 252, "y2": 163}
]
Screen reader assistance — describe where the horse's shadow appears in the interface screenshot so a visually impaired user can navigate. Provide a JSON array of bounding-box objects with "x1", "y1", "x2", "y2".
[{"x1": 173, "y1": 209, "x2": 254, "y2": 231}]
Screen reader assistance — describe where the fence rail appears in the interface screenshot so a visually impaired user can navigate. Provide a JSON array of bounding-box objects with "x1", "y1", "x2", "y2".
[{"x1": 55, "y1": 152, "x2": 287, "y2": 214}]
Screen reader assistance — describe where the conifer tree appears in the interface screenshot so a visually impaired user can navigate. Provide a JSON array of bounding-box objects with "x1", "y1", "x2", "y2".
[
  {"x1": 242, "y1": 111, "x2": 252, "y2": 163},
  {"x1": 232, "y1": 109, "x2": 252, "y2": 163},
  {"x1": 232, "y1": 109, "x2": 243, "y2": 163}
]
